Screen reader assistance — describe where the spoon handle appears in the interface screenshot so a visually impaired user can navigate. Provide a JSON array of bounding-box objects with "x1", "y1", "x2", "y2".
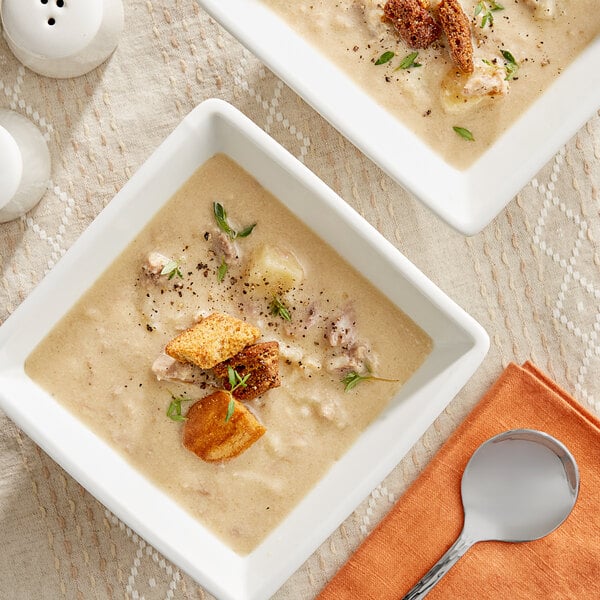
[{"x1": 401, "y1": 532, "x2": 474, "y2": 600}]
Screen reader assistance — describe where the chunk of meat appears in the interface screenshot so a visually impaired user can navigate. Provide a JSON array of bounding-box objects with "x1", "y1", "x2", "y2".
[
  {"x1": 383, "y1": 0, "x2": 442, "y2": 49},
  {"x1": 142, "y1": 251, "x2": 170, "y2": 277},
  {"x1": 437, "y1": 0, "x2": 474, "y2": 73},
  {"x1": 325, "y1": 306, "x2": 375, "y2": 374},
  {"x1": 212, "y1": 341, "x2": 281, "y2": 401},
  {"x1": 151, "y1": 352, "x2": 202, "y2": 384},
  {"x1": 182, "y1": 390, "x2": 266, "y2": 462},
  {"x1": 360, "y1": 0, "x2": 391, "y2": 38},
  {"x1": 326, "y1": 307, "x2": 359, "y2": 349},
  {"x1": 283, "y1": 302, "x2": 319, "y2": 338},
  {"x1": 211, "y1": 230, "x2": 239, "y2": 262},
  {"x1": 525, "y1": 0, "x2": 557, "y2": 19},
  {"x1": 326, "y1": 343, "x2": 372, "y2": 374},
  {"x1": 463, "y1": 60, "x2": 509, "y2": 96}
]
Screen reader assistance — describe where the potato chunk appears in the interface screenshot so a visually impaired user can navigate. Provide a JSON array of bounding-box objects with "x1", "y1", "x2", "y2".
[
  {"x1": 246, "y1": 245, "x2": 304, "y2": 291},
  {"x1": 183, "y1": 391, "x2": 266, "y2": 461},
  {"x1": 165, "y1": 312, "x2": 261, "y2": 369}
]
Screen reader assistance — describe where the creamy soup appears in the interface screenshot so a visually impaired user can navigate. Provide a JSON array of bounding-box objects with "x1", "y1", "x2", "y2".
[
  {"x1": 260, "y1": 0, "x2": 600, "y2": 169},
  {"x1": 26, "y1": 154, "x2": 432, "y2": 554}
]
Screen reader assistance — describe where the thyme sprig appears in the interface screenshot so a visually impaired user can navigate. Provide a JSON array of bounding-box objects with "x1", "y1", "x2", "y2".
[
  {"x1": 396, "y1": 51, "x2": 422, "y2": 70},
  {"x1": 342, "y1": 371, "x2": 399, "y2": 392},
  {"x1": 453, "y1": 126, "x2": 475, "y2": 142},
  {"x1": 161, "y1": 259, "x2": 183, "y2": 280},
  {"x1": 213, "y1": 202, "x2": 255, "y2": 283},
  {"x1": 225, "y1": 367, "x2": 251, "y2": 422},
  {"x1": 501, "y1": 49, "x2": 519, "y2": 81},
  {"x1": 228, "y1": 366, "x2": 251, "y2": 393},
  {"x1": 474, "y1": 0, "x2": 504, "y2": 28},
  {"x1": 217, "y1": 257, "x2": 228, "y2": 283},
  {"x1": 269, "y1": 295, "x2": 292, "y2": 321},
  {"x1": 375, "y1": 51, "x2": 395, "y2": 65},
  {"x1": 213, "y1": 202, "x2": 256, "y2": 240},
  {"x1": 166, "y1": 393, "x2": 193, "y2": 422}
]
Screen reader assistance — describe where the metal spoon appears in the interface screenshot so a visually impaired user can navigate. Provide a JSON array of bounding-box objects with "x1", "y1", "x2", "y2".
[{"x1": 402, "y1": 429, "x2": 579, "y2": 599}]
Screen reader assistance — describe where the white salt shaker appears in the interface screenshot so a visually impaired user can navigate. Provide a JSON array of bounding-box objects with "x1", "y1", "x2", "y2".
[
  {"x1": 1, "y1": 0, "x2": 124, "y2": 79},
  {"x1": 0, "y1": 109, "x2": 51, "y2": 223}
]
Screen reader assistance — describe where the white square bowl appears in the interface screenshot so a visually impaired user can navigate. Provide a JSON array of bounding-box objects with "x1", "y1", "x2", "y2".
[
  {"x1": 197, "y1": 0, "x2": 600, "y2": 235},
  {"x1": 0, "y1": 99, "x2": 488, "y2": 600}
]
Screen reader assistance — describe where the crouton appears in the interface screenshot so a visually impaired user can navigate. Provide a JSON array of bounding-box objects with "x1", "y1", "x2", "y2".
[
  {"x1": 213, "y1": 341, "x2": 281, "y2": 401},
  {"x1": 437, "y1": 0, "x2": 474, "y2": 74},
  {"x1": 165, "y1": 312, "x2": 261, "y2": 369},
  {"x1": 182, "y1": 390, "x2": 266, "y2": 461},
  {"x1": 383, "y1": 0, "x2": 441, "y2": 49}
]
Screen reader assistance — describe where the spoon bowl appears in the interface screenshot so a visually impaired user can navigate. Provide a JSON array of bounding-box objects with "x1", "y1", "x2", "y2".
[{"x1": 403, "y1": 429, "x2": 579, "y2": 599}]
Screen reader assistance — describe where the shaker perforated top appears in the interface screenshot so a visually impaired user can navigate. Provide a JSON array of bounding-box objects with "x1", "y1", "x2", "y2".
[
  {"x1": 1, "y1": 0, "x2": 124, "y2": 78},
  {"x1": 2, "y1": 0, "x2": 103, "y2": 59}
]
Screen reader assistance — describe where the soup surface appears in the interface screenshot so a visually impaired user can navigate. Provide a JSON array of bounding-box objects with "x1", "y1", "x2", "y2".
[
  {"x1": 260, "y1": 0, "x2": 600, "y2": 169},
  {"x1": 26, "y1": 154, "x2": 432, "y2": 554}
]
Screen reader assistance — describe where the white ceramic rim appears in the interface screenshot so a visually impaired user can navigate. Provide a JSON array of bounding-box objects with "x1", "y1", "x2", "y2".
[
  {"x1": 196, "y1": 0, "x2": 600, "y2": 235},
  {"x1": 0, "y1": 99, "x2": 489, "y2": 600}
]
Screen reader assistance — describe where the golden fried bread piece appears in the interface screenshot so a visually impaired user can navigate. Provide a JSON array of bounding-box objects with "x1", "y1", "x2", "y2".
[
  {"x1": 182, "y1": 390, "x2": 266, "y2": 462},
  {"x1": 383, "y1": 0, "x2": 441, "y2": 49},
  {"x1": 437, "y1": 0, "x2": 474, "y2": 74},
  {"x1": 213, "y1": 341, "x2": 281, "y2": 401},
  {"x1": 165, "y1": 312, "x2": 261, "y2": 369}
]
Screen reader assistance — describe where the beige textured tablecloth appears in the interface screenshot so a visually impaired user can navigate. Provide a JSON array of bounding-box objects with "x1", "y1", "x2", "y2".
[{"x1": 1, "y1": 2, "x2": 599, "y2": 599}]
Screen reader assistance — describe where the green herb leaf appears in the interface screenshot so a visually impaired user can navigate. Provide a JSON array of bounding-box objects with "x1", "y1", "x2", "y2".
[
  {"x1": 166, "y1": 393, "x2": 193, "y2": 422},
  {"x1": 475, "y1": 0, "x2": 503, "y2": 28},
  {"x1": 225, "y1": 396, "x2": 236, "y2": 422},
  {"x1": 269, "y1": 295, "x2": 292, "y2": 321},
  {"x1": 217, "y1": 258, "x2": 228, "y2": 283},
  {"x1": 342, "y1": 371, "x2": 370, "y2": 392},
  {"x1": 453, "y1": 126, "x2": 475, "y2": 142},
  {"x1": 237, "y1": 223, "x2": 257, "y2": 238},
  {"x1": 341, "y1": 371, "x2": 400, "y2": 392},
  {"x1": 213, "y1": 202, "x2": 235, "y2": 238},
  {"x1": 227, "y1": 366, "x2": 237, "y2": 389},
  {"x1": 213, "y1": 201, "x2": 256, "y2": 240},
  {"x1": 224, "y1": 368, "x2": 251, "y2": 422},
  {"x1": 501, "y1": 49, "x2": 519, "y2": 80},
  {"x1": 160, "y1": 259, "x2": 183, "y2": 280},
  {"x1": 227, "y1": 366, "x2": 251, "y2": 393},
  {"x1": 375, "y1": 51, "x2": 395, "y2": 65},
  {"x1": 500, "y1": 49, "x2": 516, "y2": 63},
  {"x1": 396, "y1": 51, "x2": 422, "y2": 70}
]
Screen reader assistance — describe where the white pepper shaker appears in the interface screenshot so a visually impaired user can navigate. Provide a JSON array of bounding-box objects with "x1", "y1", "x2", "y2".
[
  {"x1": 1, "y1": 0, "x2": 124, "y2": 79},
  {"x1": 0, "y1": 109, "x2": 51, "y2": 223}
]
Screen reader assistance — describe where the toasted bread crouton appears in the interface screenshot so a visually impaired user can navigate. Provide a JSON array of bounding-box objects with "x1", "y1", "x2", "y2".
[
  {"x1": 383, "y1": 0, "x2": 441, "y2": 49},
  {"x1": 213, "y1": 341, "x2": 281, "y2": 401},
  {"x1": 437, "y1": 0, "x2": 474, "y2": 74},
  {"x1": 165, "y1": 312, "x2": 261, "y2": 369},
  {"x1": 182, "y1": 391, "x2": 266, "y2": 461}
]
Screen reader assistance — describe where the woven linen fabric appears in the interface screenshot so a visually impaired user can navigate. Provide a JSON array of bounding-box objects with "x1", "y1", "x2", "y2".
[{"x1": 1, "y1": 2, "x2": 599, "y2": 599}]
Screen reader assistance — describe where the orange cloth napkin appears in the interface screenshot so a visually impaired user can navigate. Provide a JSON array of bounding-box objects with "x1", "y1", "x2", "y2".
[{"x1": 318, "y1": 362, "x2": 600, "y2": 599}]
